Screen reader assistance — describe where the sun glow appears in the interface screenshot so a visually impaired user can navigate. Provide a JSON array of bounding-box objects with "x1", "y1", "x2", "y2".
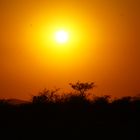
[{"x1": 55, "y1": 30, "x2": 69, "y2": 44}]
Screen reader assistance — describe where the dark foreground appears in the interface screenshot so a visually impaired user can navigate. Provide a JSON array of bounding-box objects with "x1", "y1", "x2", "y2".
[{"x1": 0, "y1": 95, "x2": 139, "y2": 138}]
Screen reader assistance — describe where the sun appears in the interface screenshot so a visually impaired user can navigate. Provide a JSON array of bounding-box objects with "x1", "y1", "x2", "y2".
[{"x1": 55, "y1": 30, "x2": 69, "y2": 44}]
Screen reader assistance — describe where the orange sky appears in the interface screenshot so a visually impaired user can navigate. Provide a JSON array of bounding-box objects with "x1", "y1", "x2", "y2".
[{"x1": 0, "y1": 0, "x2": 140, "y2": 100}]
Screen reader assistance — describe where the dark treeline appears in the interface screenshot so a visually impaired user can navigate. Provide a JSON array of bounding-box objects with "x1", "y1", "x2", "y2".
[{"x1": 0, "y1": 82, "x2": 139, "y2": 137}]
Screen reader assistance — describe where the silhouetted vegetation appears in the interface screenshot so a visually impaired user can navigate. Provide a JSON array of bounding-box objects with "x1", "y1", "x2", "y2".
[
  {"x1": 69, "y1": 81, "x2": 95, "y2": 97},
  {"x1": 0, "y1": 82, "x2": 139, "y2": 137}
]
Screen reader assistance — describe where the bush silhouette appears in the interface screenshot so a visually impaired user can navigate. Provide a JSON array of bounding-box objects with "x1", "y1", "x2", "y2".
[
  {"x1": 93, "y1": 95, "x2": 111, "y2": 105},
  {"x1": 32, "y1": 88, "x2": 60, "y2": 104}
]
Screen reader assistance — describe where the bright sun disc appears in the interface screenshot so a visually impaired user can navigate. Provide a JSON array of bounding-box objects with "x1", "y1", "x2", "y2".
[{"x1": 55, "y1": 30, "x2": 69, "y2": 43}]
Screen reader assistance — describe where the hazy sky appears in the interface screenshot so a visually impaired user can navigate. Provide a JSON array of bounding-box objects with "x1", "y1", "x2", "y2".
[{"x1": 0, "y1": 0, "x2": 140, "y2": 100}]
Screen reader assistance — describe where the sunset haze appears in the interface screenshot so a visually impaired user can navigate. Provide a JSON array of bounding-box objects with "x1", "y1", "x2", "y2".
[{"x1": 0, "y1": 0, "x2": 140, "y2": 100}]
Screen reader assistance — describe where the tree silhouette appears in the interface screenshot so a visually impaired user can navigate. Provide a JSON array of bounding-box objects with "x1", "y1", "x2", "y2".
[
  {"x1": 0, "y1": 83, "x2": 139, "y2": 133},
  {"x1": 69, "y1": 81, "x2": 95, "y2": 97}
]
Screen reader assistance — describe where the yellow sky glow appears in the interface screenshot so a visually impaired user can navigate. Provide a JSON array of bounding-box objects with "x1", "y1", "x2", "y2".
[{"x1": 0, "y1": 0, "x2": 140, "y2": 100}]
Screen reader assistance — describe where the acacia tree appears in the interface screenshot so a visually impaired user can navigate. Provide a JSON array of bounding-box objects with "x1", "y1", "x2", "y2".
[{"x1": 69, "y1": 81, "x2": 95, "y2": 97}]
